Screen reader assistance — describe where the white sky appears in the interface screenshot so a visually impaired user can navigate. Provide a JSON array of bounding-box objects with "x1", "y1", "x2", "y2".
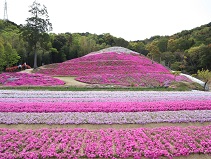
[{"x1": 1, "y1": 0, "x2": 211, "y2": 41}]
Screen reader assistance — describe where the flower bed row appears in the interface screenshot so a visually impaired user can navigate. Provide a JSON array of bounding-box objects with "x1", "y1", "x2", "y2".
[
  {"x1": 76, "y1": 72, "x2": 190, "y2": 87},
  {"x1": 0, "y1": 101, "x2": 211, "y2": 112},
  {"x1": 1, "y1": 110, "x2": 211, "y2": 124},
  {"x1": 0, "y1": 126, "x2": 211, "y2": 158},
  {"x1": 1, "y1": 90, "x2": 210, "y2": 100},
  {"x1": 0, "y1": 72, "x2": 65, "y2": 86},
  {"x1": 1, "y1": 96, "x2": 210, "y2": 102}
]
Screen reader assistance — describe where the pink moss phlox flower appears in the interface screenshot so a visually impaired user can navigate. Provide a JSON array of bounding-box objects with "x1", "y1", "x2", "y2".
[{"x1": 0, "y1": 72, "x2": 65, "y2": 86}]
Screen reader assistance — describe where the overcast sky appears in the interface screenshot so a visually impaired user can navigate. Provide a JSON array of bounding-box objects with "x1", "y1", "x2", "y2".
[{"x1": 1, "y1": 0, "x2": 211, "y2": 41}]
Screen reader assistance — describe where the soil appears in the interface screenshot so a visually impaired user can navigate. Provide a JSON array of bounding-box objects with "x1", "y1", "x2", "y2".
[
  {"x1": 19, "y1": 68, "x2": 33, "y2": 74},
  {"x1": 53, "y1": 76, "x2": 90, "y2": 86},
  {"x1": 1, "y1": 122, "x2": 210, "y2": 130}
]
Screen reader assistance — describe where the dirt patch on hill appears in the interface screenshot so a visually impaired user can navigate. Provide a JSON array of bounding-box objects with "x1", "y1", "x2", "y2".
[{"x1": 53, "y1": 76, "x2": 90, "y2": 86}]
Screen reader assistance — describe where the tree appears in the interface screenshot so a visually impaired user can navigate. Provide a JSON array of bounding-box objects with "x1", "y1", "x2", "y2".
[
  {"x1": 39, "y1": 33, "x2": 51, "y2": 65},
  {"x1": 78, "y1": 36, "x2": 97, "y2": 56},
  {"x1": 113, "y1": 37, "x2": 129, "y2": 48},
  {"x1": 160, "y1": 51, "x2": 175, "y2": 67},
  {"x1": 146, "y1": 40, "x2": 160, "y2": 63},
  {"x1": 52, "y1": 34, "x2": 67, "y2": 52},
  {"x1": 157, "y1": 38, "x2": 168, "y2": 52},
  {"x1": 167, "y1": 39, "x2": 178, "y2": 52},
  {"x1": 4, "y1": 42, "x2": 20, "y2": 67},
  {"x1": 102, "y1": 33, "x2": 115, "y2": 46},
  {"x1": 21, "y1": 1, "x2": 52, "y2": 69},
  {"x1": 128, "y1": 41, "x2": 146, "y2": 54},
  {"x1": 186, "y1": 44, "x2": 208, "y2": 72},
  {"x1": 0, "y1": 42, "x2": 6, "y2": 71},
  {"x1": 197, "y1": 69, "x2": 211, "y2": 91}
]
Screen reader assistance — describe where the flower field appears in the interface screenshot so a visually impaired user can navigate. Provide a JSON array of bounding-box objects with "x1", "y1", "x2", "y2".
[
  {"x1": 0, "y1": 47, "x2": 209, "y2": 158},
  {"x1": 0, "y1": 72, "x2": 65, "y2": 86},
  {"x1": 1, "y1": 126, "x2": 211, "y2": 159},
  {"x1": 0, "y1": 90, "x2": 211, "y2": 158},
  {"x1": 36, "y1": 50, "x2": 191, "y2": 87}
]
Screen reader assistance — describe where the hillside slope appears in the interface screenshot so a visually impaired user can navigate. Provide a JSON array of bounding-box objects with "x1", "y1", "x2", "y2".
[{"x1": 36, "y1": 47, "x2": 190, "y2": 87}]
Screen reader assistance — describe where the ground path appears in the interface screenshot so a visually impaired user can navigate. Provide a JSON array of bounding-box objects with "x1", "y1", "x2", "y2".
[
  {"x1": 53, "y1": 76, "x2": 90, "y2": 86},
  {"x1": 1, "y1": 122, "x2": 211, "y2": 130},
  {"x1": 20, "y1": 68, "x2": 90, "y2": 87}
]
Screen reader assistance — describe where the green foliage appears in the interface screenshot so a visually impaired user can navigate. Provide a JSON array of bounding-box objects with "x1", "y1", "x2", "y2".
[
  {"x1": 197, "y1": 69, "x2": 211, "y2": 82},
  {"x1": 0, "y1": 41, "x2": 20, "y2": 72},
  {"x1": 171, "y1": 71, "x2": 181, "y2": 75},
  {"x1": 146, "y1": 40, "x2": 161, "y2": 63},
  {"x1": 186, "y1": 44, "x2": 211, "y2": 73},
  {"x1": 197, "y1": 69, "x2": 211, "y2": 91},
  {"x1": 102, "y1": 33, "x2": 115, "y2": 46},
  {"x1": 171, "y1": 71, "x2": 181, "y2": 81},
  {"x1": 160, "y1": 51, "x2": 175, "y2": 67},
  {"x1": 128, "y1": 41, "x2": 145, "y2": 54},
  {"x1": 157, "y1": 37, "x2": 168, "y2": 52},
  {"x1": 113, "y1": 37, "x2": 129, "y2": 48},
  {"x1": 169, "y1": 81, "x2": 203, "y2": 91},
  {"x1": 139, "y1": 22, "x2": 211, "y2": 73},
  {"x1": 0, "y1": 42, "x2": 6, "y2": 71},
  {"x1": 4, "y1": 42, "x2": 20, "y2": 67}
]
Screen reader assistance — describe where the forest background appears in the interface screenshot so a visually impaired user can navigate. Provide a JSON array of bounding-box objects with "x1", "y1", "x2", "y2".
[{"x1": 0, "y1": 19, "x2": 211, "y2": 75}]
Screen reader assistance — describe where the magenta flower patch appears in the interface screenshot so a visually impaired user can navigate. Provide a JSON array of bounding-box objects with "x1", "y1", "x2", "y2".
[
  {"x1": 0, "y1": 72, "x2": 65, "y2": 86},
  {"x1": 1, "y1": 126, "x2": 211, "y2": 158}
]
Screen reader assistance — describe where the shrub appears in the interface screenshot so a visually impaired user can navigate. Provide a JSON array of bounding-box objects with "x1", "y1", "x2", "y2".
[{"x1": 6, "y1": 65, "x2": 31, "y2": 72}]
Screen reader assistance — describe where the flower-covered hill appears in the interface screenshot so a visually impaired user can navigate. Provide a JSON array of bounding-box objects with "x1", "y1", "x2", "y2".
[{"x1": 36, "y1": 47, "x2": 191, "y2": 87}]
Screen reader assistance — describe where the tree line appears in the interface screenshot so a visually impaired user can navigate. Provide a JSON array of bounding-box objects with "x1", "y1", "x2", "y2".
[{"x1": 0, "y1": 1, "x2": 210, "y2": 75}]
